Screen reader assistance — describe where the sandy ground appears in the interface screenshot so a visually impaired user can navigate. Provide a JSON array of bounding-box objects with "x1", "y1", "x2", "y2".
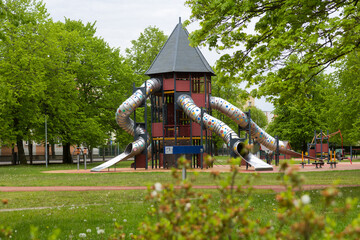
[
  {"x1": 43, "y1": 162, "x2": 360, "y2": 174},
  {"x1": 1, "y1": 184, "x2": 359, "y2": 193}
]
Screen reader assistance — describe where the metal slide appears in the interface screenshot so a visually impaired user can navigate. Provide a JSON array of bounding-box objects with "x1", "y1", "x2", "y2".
[
  {"x1": 177, "y1": 94, "x2": 273, "y2": 171},
  {"x1": 91, "y1": 78, "x2": 161, "y2": 172},
  {"x1": 210, "y1": 97, "x2": 302, "y2": 158},
  {"x1": 92, "y1": 80, "x2": 296, "y2": 172}
]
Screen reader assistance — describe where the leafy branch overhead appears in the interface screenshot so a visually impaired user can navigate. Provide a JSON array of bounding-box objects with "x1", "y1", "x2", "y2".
[{"x1": 185, "y1": 0, "x2": 360, "y2": 97}]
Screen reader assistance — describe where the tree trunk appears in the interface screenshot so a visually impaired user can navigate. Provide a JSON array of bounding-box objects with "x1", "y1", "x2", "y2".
[
  {"x1": 302, "y1": 141, "x2": 307, "y2": 154},
  {"x1": 62, "y1": 142, "x2": 72, "y2": 164},
  {"x1": 89, "y1": 147, "x2": 93, "y2": 163},
  {"x1": 214, "y1": 144, "x2": 219, "y2": 156},
  {"x1": 103, "y1": 146, "x2": 105, "y2": 161},
  {"x1": 11, "y1": 145, "x2": 16, "y2": 165},
  {"x1": 51, "y1": 143, "x2": 55, "y2": 160},
  {"x1": 17, "y1": 137, "x2": 27, "y2": 165},
  {"x1": 28, "y1": 142, "x2": 33, "y2": 165}
]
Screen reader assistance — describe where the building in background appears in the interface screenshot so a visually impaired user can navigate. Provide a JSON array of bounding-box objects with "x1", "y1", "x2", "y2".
[
  {"x1": 0, "y1": 142, "x2": 99, "y2": 164},
  {"x1": 243, "y1": 96, "x2": 274, "y2": 124},
  {"x1": 263, "y1": 111, "x2": 275, "y2": 124},
  {"x1": 243, "y1": 95, "x2": 255, "y2": 109}
]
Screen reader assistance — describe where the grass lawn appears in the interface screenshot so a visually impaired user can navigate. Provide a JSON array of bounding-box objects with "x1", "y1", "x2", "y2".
[
  {"x1": 0, "y1": 190, "x2": 147, "y2": 239},
  {"x1": 0, "y1": 162, "x2": 359, "y2": 187},
  {"x1": 0, "y1": 162, "x2": 359, "y2": 239},
  {"x1": 1, "y1": 187, "x2": 360, "y2": 239}
]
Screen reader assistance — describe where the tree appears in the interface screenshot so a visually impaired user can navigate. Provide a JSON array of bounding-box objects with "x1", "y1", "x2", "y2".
[
  {"x1": 266, "y1": 74, "x2": 329, "y2": 151},
  {"x1": 185, "y1": 0, "x2": 360, "y2": 101},
  {"x1": 324, "y1": 51, "x2": 360, "y2": 145},
  {"x1": 54, "y1": 19, "x2": 136, "y2": 163},
  {"x1": 245, "y1": 106, "x2": 268, "y2": 129},
  {"x1": 0, "y1": 0, "x2": 50, "y2": 164},
  {"x1": 125, "y1": 26, "x2": 167, "y2": 77},
  {"x1": 0, "y1": 1, "x2": 137, "y2": 164}
]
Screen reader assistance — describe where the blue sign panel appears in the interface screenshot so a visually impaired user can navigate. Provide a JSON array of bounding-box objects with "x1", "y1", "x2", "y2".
[{"x1": 164, "y1": 145, "x2": 204, "y2": 154}]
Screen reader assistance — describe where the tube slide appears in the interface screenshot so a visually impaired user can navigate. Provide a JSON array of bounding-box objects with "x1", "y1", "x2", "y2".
[
  {"x1": 92, "y1": 79, "x2": 297, "y2": 172},
  {"x1": 210, "y1": 97, "x2": 302, "y2": 158},
  {"x1": 177, "y1": 94, "x2": 273, "y2": 171},
  {"x1": 91, "y1": 78, "x2": 161, "y2": 172}
]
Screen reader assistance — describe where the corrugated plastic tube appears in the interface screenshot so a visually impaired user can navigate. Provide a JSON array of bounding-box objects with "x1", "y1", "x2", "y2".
[
  {"x1": 115, "y1": 78, "x2": 161, "y2": 156},
  {"x1": 210, "y1": 96, "x2": 301, "y2": 157}
]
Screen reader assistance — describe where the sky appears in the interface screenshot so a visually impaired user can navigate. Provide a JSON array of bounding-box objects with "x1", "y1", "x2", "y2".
[{"x1": 43, "y1": 0, "x2": 274, "y2": 111}]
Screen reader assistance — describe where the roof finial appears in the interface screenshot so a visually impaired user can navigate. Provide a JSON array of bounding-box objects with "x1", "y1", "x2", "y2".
[{"x1": 179, "y1": 17, "x2": 181, "y2": 23}]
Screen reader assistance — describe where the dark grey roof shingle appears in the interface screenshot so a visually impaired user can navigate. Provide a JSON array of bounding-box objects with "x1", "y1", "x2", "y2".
[{"x1": 145, "y1": 19, "x2": 215, "y2": 75}]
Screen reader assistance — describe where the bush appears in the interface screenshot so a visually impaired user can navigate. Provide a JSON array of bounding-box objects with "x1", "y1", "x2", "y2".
[{"x1": 111, "y1": 158, "x2": 360, "y2": 240}]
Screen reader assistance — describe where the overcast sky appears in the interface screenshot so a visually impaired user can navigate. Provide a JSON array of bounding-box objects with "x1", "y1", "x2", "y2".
[{"x1": 43, "y1": 0, "x2": 274, "y2": 111}]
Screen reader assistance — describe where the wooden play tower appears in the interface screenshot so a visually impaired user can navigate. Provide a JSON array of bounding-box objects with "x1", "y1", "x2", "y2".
[{"x1": 133, "y1": 18, "x2": 215, "y2": 169}]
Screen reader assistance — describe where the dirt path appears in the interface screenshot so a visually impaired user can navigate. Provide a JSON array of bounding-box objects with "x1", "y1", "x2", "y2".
[{"x1": 44, "y1": 162, "x2": 360, "y2": 174}]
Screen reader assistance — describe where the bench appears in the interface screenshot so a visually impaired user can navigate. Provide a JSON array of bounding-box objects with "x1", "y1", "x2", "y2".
[
  {"x1": 312, "y1": 161, "x2": 324, "y2": 168},
  {"x1": 326, "y1": 161, "x2": 337, "y2": 168}
]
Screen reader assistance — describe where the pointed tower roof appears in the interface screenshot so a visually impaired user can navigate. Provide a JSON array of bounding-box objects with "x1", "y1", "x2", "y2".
[{"x1": 145, "y1": 18, "x2": 215, "y2": 76}]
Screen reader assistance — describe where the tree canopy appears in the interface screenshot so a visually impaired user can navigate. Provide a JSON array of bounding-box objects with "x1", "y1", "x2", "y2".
[
  {"x1": 266, "y1": 73, "x2": 330, "y2": 151},
  {"x1": 0, "y1": 0, "x2": 51, "y2": 163},
  {"x1": 324, "y1": 51, "x2": 360, "y2": 145},
  {"x1": 245, "y1": 106, "x2": 268, "y2": 129},
  {"x1": 185, "y1": 0, "x2": 360, "y2": 100},
  {"x1": 125, "y1": 26, "x2": 167, "y2": 77},
  {"x1": 0, "y1": 0, "x2": 137, "y2": 163}
]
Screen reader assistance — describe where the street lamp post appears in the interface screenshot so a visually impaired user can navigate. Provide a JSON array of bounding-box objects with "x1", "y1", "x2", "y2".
[{"x1": 45, "y1": 115, "x2": 48, "y2": 168}]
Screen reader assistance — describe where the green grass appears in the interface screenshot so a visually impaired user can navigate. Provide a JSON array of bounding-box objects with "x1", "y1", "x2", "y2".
[
  {"x1": 0, "y1": 163, "x2": 359, "y2": 187},
  {"x1": 0, "y1": 163, "x2": 359, "y2": 238},
  {"x1": 0, "y1": 190, "x2": 147, "y2": 239},
  {"x1": 1, "y1": 187, "x2": 360, "y2": 239}
]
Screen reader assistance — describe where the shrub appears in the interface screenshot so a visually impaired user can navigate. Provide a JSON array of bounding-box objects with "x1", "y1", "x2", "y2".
[{"x1": 111, "y1": 158, "x2": 360, "y2": 239}]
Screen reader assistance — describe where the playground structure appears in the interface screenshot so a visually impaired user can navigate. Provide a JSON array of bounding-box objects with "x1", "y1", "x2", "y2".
[
  {"x1": 91, "y1": 19, "x2": 303, "y2": 172},
  {"x1": 72, "y1": 147, "x2": 88, "y2": 170},
  {"x1": 307, "y1": 130, "x2": 346, "y2": 161},
  {"x1": 306, "y1": 129, "x2": 354, "y2": 168}
]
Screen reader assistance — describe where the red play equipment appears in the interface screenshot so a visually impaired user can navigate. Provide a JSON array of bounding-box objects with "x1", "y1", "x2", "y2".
[{"x1": 308, "y1": 129, "x2": 351, "y2": 164}]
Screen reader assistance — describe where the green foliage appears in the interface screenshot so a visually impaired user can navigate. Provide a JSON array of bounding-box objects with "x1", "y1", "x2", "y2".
[
  {"x1": 132, "y1": 158, "x2": 261, "y2": 239},
  {"x1": 125, "y1": 26, "x2": 167, "y2": 76},
  {"x1": 245, "y1": 106, "x2": 268, "y2": 129},
  {"x1": 29, "y1": 225, "x2": 61, "y2": 240},
  {"x1": 266, "y1": 50, "x2": 360, "y2": 149},
  {"x1": 112, "y1": 159, "x2": 360, "y2": 239},
  {"x1": 0, "y1": 0, "x2": 50, "y2": 162},
  {"x1": 0, "y1": 0, "x2": 138, "y2": 161},
  {"x1": 0, "y1": 0, "x2": 49, "y2": 41},
  {"x1": 266, "y1": 72, "x2": 330, "y2": 151},
  {"x1": 185, "y1": 0, "x2": 360, "y2": 100},
  {"x1": 0, "y1": 224, "x2": 12, "y2": 239},
  {"x1": 185, "y1": 1, "x2": 360, "y2": 147},
  {"x1": 324, "y1": 51, "x2": 360, "y2": 145},
  {"x1": 58, "y1": 19, "x2": 133, "y2": 149}
]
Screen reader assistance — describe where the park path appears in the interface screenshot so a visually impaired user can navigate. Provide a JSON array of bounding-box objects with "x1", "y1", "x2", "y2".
[
  {"x1": 44, "y1": 162, "x2": 360, "y2": 173},
  {"x1": 1, "y1": 184, "x2": 359, "y2": 193}
]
